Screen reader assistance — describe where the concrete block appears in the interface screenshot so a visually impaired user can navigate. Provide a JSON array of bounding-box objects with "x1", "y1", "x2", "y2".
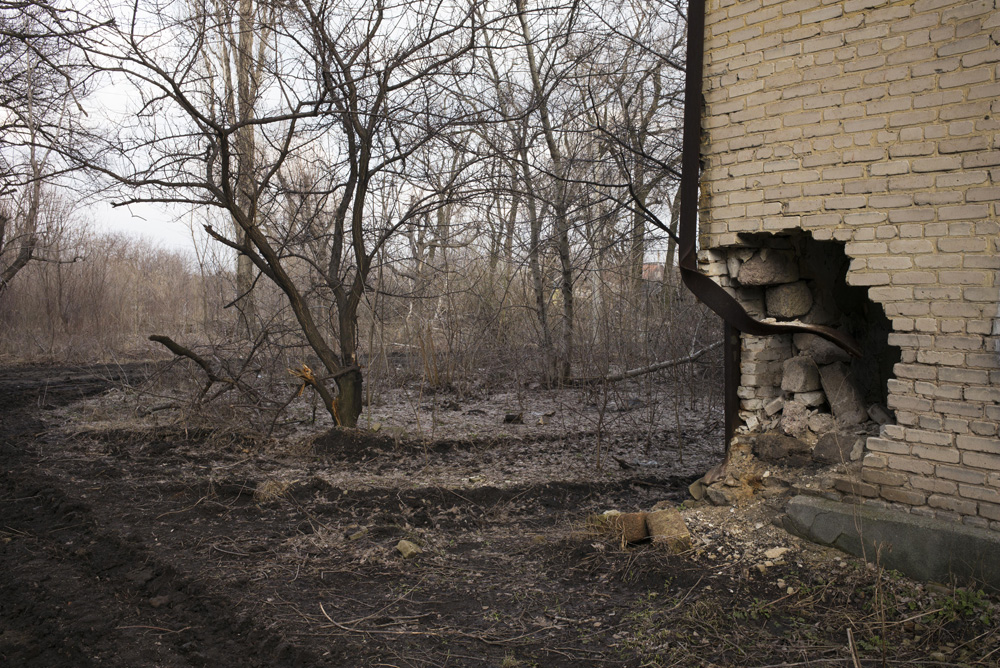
[
  {"x1": 782, "y1": 495, "x2": 1000, "y2": 590},
  {"x1": 814, "y1": 431, "x2": 865, "y2": 464}
]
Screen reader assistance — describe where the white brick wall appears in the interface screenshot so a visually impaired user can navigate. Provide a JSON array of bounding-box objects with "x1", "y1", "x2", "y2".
[{"x1": 701, "y1": 0, "x2": 1000, "y2": 527}]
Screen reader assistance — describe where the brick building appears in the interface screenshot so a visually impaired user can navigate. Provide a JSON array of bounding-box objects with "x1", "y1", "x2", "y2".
[{"x1": 694, "y1": 0, "x2": 1000, "y2": 529}]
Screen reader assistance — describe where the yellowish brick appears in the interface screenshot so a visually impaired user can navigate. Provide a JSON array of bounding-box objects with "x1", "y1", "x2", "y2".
[{"x1": 701, "y1": 0, "x2": 1000, "y2": 516}]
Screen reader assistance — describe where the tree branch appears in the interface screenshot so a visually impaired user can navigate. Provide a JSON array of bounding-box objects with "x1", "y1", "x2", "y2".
[{"x1": 568, "y1": 340, "x2": 722, "y2": 385}]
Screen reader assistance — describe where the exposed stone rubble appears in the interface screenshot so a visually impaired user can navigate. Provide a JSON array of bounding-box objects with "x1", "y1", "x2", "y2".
[
  {"x1": 781, "y1": 356, "x2": 820, "y2": 393},
  {"x1": 396, "y1": 539, "x2": 422, "y2": 559},
  {"x1": 692, "y1": 436, "x2": 872, "y2": 511},
  {"x1": 792, "y1": 333, "x2": 851, "y2": 366},
  {"x1": 765, "y1": 281, "x2": 813, "y2": 319},
  {"x1": 713, "y1": 236, "x2": 894, "y2": 468},
  {"x1": 818, "y1": 362, "x2": 867, "y2": 427},
  {"x1": 737, "y1": 249, "x2": 799, "y2": 286}
]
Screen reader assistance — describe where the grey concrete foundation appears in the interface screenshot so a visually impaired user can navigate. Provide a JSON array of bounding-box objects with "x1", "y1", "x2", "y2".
[{"x1": 782, "y1": 495, "x2": 1000, "y2": 591}]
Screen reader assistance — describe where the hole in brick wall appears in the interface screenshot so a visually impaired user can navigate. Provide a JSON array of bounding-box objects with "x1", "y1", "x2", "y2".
[{"x1": 723, "y1": 231, "x2": 900, "y2": 463}]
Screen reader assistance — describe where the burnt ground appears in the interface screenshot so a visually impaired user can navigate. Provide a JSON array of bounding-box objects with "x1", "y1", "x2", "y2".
[{"x1": 1, "y1": 363, "x2": 999, "y2": 667}]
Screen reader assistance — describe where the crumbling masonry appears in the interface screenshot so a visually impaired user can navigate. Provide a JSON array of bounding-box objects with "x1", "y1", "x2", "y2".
[{"x1": 698, "y1": 0, "x2": 1000, "y2": 527}]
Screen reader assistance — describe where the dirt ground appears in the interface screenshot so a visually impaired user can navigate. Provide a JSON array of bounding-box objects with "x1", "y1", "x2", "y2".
[{"x1": 1, "y1": 363, "x2": 998, "y2": 667}]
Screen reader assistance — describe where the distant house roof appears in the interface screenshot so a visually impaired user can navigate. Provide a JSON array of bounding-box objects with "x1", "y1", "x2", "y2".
[{"x1": 642, "y1": 263, "x2": 664, "y2": 282}]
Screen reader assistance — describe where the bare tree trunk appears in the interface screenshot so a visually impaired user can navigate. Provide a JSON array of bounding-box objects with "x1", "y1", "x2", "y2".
[
  {"x1": 663, "y1": 185, "x2": 682, "y2": 306},
  {"x1": 334, "y1": 303, "x2": 362, "y2": 427},
  {"x1": 520, "y1": 151, "x2": 556, "y2": 381},
  {"x1": 233, "y1": 0, "x2": 260, "y2": 336},
  {"x1": 517, "y1": 0, "x2": 575, "y2": 383},
  {"x1": 554, "y1": 201, "x2": 573, "y2": 383},
  {"x1": 203, "y1": 0, "x2": 274, "y2": 337},
  {"x1": 0, "y1": 48, "x2": 48, "y2": 297},
  {"x1": 629, "y1": 174, "x2": 649, "y2": 297}
]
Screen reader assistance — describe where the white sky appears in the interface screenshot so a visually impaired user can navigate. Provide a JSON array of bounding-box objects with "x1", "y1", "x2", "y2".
[{"x1": 90, "y1": 199, "x2": 200, "y2": 255}]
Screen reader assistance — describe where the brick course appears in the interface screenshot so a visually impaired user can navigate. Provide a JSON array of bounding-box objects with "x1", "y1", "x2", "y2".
[{"x1": 701, "y1": 0, "x2": 1000, "y2": 525}]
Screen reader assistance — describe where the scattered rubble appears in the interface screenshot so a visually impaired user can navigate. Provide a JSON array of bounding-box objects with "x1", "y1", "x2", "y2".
[
  {"x1": 591, "y1": 510, "x2": 649, "y2": 544},
  {"x1": 764, "y1": 547, "x2": 790, "y2": 560},
  {"x1": 686, "y1": 432, "x2": 877, "y2": 518},
  {"x1": 396, "y1": 539, "x2": 422, "y2": 559}
]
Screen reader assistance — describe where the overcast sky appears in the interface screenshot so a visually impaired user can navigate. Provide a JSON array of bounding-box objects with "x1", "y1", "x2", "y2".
[{"x1": 91, "y1": 199, "x2": 199, "y2": 254}]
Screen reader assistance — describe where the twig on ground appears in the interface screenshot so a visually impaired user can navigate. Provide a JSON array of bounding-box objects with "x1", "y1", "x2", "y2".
[
  {"x1": 847, "y1": 628, "x2": 862, "y2": 668},
  {"x1": 116, "y1": 625, "x2": 193, "y2": 635},
  {"x1": 211, "y1": 543, "x2": 250, "y2": 557}
]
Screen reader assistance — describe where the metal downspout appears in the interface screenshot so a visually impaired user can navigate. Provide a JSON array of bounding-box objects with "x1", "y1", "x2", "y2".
[{"x1": 677, "y1": 0, "x2": 861, "y2": 450}]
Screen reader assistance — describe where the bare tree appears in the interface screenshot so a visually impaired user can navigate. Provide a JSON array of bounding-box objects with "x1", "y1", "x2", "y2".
[
  {"x1": 513, "y1": 0, "x2": 586, "y2": 384},
  {"x1": 70, "y1": 0, "x2": 480, "y2": 426},
  {"x1": 577, "y1": 0, "x2": 686, "y2": 293},
  {"x1": 447, "y1": 0, "x2": 688, "y2": 384},
  {"x1": 0, "y1": 1, "x2": 90, "y2": 296}
]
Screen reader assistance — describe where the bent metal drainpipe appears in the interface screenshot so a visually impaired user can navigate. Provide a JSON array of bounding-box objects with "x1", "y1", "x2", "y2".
[{"x1": 677, "y1": 0, "x2": 861, "y2": 449}]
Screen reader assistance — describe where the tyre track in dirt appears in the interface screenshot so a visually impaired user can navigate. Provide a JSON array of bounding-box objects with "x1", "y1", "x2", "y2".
[
  {"x1": 0, "y1": 365, "x2": 322, "y2": 668},
  {"x1": 2, "y1": 364, "x2": 712, "y2": 667}
]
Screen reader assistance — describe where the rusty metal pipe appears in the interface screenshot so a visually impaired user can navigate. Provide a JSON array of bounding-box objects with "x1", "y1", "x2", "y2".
[{"x1": 678, "y1": 0, "x2": 861, "y2": 448}]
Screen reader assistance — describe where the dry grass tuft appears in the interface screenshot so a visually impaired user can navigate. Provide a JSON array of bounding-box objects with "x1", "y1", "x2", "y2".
[{"x1": 253, "y1": 478, "x2": 291, "y2": 503}]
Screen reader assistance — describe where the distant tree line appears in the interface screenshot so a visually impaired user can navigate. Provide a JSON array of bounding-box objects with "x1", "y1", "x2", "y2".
[{"x1": 0, "y1": 0, "x2": 721, "y2": 426}]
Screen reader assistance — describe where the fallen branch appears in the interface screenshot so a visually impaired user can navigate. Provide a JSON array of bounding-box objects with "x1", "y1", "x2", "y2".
[
  {"x1": 148, "y1": 334, "x2": 261, "y2": 403},
  {"x1": 149, "y1": 334, "x2": 228, "y2": 386},
  {"x1": 569, "y1": 340, "x2": 723, "y2": 385}
]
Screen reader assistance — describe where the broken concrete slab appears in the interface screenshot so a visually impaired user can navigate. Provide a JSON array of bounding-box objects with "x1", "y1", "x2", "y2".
[
  {"x1": 782, "y1": 495, "x2": 1000, "y2": 591},
  {"x1": 819, "y1": 362, "x2": 867, "y2": 427}
]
